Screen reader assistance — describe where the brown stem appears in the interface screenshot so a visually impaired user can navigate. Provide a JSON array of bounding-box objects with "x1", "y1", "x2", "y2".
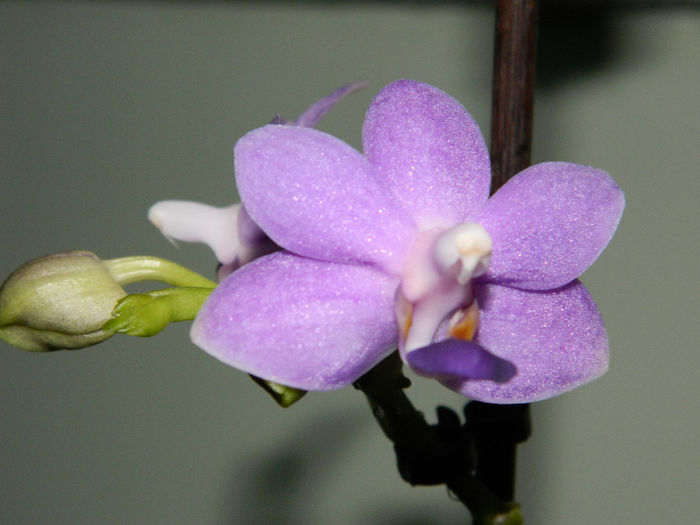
[
  {"x1": 475, "y1": 0, "x2": 540, "y2": 504},
  {"x1": 490, "y1": 0, "x2": 539, "y2": 193}
]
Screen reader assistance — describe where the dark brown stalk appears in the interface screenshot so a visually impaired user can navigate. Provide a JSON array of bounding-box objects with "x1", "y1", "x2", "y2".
[
  {"x1": 354, "y1": 353, "x2": 521, "y2": 524},
  {"x1": 472, "y1": 0, "x2": 539, "y2": 504},
  {"x1": 490, "y1": 0, "x2": 539, "y2": 194}
]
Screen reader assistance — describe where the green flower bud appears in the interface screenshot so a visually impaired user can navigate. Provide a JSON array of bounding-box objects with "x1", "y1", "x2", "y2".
[{"x1": 0, "y1": 251, "x2": 126, "y2": 351}]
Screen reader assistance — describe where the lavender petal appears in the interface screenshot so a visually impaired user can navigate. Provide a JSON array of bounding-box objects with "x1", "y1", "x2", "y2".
[
  {"x1": 235, "y1": 125, "x2": 416, "y2": 273},
  {"x1": 191, "y1": 252, "x2": 399, "y2": 390},
  {"x1": 449, "y1": 280, "x2": 609, "y2": 403},
  {"x1": 477, "y1": 162, "x2": 625, "y2": 290},
  {"x1": 363, "y1": 79, "x2": 491, "y2": 229}
]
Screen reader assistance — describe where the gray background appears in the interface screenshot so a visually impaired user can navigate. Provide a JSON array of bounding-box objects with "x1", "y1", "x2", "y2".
[{"x1": 1, "y1": 2, "x2": 698, "y2": 524}]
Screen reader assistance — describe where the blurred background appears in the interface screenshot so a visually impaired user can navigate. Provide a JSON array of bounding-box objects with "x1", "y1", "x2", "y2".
[{"x1": 1, "y1": 2, "x2": 698, "y2": 523}]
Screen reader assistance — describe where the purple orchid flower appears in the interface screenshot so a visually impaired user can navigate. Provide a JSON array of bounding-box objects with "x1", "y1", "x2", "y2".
[
  {"x1": 147, "y1": 82, "x2": 366, "y2": 279},
  {"x1": 190, "y1": 79, "x2": 624, "y2": 404}
]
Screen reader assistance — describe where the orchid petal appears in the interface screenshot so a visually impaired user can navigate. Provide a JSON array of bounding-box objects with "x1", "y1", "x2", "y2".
[
  {"x1": 477, "y1": 162, "x2": 625, "y2": 290},
  {"x1": 293, "y1": 82, "x2": 367, "y2": 128},
  {"x1": 406, "y1": 339, "x2": 516, "y2": 383},
  {"x1": 148, "y1": 201, "x2": 240, "y2": 265},
  {"x1": 363, "y1": 79, "x2": 491, "y2": 229},
  {"x1": 450, "y1": 281, "x2": 609, "y2": 404},
  {"x1": 236, "y1": 204, "x2": 278, "y2": 258},
  {"x1": 148, "y1": 201, "x2": 277, "y2": 272},
  {"x1": 215, "y1": 204, "x2": 279, "y2": 280},
  {"x1": 190, "y1": 252, "x2": 399, "y2": 390},
  {"x1": 235, "y1": 125, "x2": 416, "y2": 273}
]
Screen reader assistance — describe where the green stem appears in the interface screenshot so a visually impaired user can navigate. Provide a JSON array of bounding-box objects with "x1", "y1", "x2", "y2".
[
  {"x1": 102, "y1": 286, "x2": 214, "y2": 337},
  {"x1": 104, "y1": 256, "x2": 217, "y2": 288}
]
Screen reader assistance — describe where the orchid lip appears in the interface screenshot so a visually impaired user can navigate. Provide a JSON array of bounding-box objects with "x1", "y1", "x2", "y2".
[{"x1": 401, "y1": 280, "x2": 469, "y2": 353}]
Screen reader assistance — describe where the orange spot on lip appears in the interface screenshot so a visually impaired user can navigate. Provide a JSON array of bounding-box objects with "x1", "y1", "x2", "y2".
[
  {"x1": 403, "y1": 308, "x2": 413, "y2": 340},
  {"x1": 395, "y1": 291, "x2": 413, "y2": 341},
  {"x1": 448, "y1": 301, "x2": 480, "y2": 341}
]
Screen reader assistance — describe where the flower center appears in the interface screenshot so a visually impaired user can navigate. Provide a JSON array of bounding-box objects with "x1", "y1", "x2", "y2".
[
  {"x1": 434, "y1": 222, "x2": 492, "y2": 284},
  {"x1": 397, "y1": 222, "x2": 492, "y2": 353}
]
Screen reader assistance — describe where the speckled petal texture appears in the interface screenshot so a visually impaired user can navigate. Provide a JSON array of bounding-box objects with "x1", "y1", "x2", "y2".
[
  {"x1": 363, "y1": 79, "x2": 491, "y2": 229},
  {"x1": 193, "y1": 80, "x2": 624, "y2": 403},
  {"x1": 236, "y1": 204, "x2": 269, "y2": 246},
  {"x1": 191, "y1": 252, "x2": 399, "y2": 390},
  {"x1": 477, "y1": 162, "x2": 625, "y2": 290},
  {"x1": 450, "y1": 280, "x2": 609, "y2": 403},
  {"x1": 235, "y1": 125, "x2": 416, "y2": 274}
]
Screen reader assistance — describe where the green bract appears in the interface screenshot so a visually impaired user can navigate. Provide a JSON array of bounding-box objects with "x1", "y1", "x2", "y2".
[{"x1": 103, "y1": 287, "x2": 214, "y2": 337}]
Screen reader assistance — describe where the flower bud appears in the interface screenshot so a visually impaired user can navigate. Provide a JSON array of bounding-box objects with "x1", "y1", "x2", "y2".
[{"x1": 0, "y1": 251, "x2": 126, "y2": 351}]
